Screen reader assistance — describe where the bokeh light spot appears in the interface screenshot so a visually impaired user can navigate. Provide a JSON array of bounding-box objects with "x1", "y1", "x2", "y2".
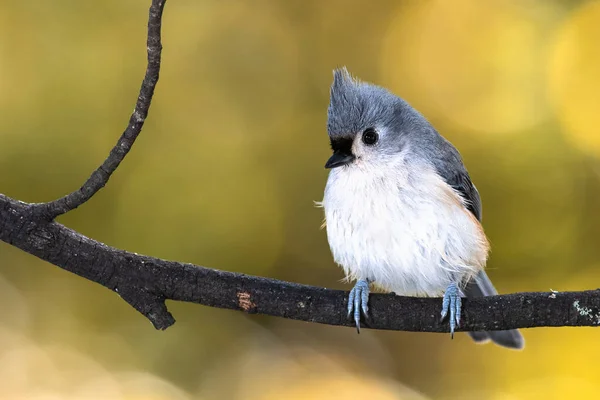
[
  {"x1": 549, "y1": 1, "x2": 600, "y2": 157},
  {"x1": 382, "y1": 0, "x2": 560, "y2": 135}
]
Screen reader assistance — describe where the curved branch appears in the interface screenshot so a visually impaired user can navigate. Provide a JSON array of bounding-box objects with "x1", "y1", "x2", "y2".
[
  {"x1": 2, "y1": 193, "x2": 600, "y2": 332},
  {"x1": 3, "y1": 0, "x2": 600, "y2": 335},
  {"x1": 32, "y1": 0, "x2": 166, "y2": 221}
]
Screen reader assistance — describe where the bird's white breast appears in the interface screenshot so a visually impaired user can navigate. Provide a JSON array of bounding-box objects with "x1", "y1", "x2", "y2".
[{"x1": 322, "y1": 155, "x2": 488, "y2": 296}]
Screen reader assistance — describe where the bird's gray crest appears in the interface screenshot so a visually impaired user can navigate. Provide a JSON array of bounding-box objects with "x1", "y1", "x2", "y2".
[
  {"x1": 325, "y1": 67, "x2": 469, "y2": 182},
  {"x1": 327, "y1": 67, "x2": 404, "y2": 139},
  {"x1": 326, "y1": 67, "x2": 442, "y2": 153}
]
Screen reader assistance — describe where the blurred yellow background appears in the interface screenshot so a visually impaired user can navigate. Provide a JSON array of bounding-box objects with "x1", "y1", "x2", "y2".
[{"x1": 1, "y1": 0, "x2": 600, "y2": 398}]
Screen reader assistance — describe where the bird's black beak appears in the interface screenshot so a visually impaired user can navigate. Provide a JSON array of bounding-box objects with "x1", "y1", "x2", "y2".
[{"x1": 325, "y1": 151, "x2": 355, "y2": 169}]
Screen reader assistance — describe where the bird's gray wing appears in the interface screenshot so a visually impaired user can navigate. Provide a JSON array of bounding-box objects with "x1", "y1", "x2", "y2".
[
  {"x1": 427, "y1": 137, "x2": 482, "y2": 220},
  {"x1": 433, "y1": 146, "x2": 524, "y2": 349},
  {"x1": 441, "y1": 169, "x2": 483, "y2": 221}
]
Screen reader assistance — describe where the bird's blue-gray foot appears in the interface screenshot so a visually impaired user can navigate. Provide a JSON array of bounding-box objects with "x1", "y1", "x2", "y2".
[
  {"x1": 347, "y1": 279, "x2": 370, "y2": 333},
  {"x1": 440, "y1": 283, "x2": 462, "y2": 338}
]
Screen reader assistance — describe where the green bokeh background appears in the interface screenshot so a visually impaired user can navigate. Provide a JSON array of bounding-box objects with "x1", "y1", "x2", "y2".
[{"x1": 2, "y1": 0, "x2": 600, "y2": 398}]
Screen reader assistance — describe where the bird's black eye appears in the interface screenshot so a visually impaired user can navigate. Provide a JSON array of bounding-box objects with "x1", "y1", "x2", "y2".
[{"x1": 361, "y1": 128, "x2": 378, "y2": 146}]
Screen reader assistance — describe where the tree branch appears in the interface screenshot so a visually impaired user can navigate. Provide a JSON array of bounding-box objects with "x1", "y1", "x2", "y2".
[
  {"x1": 31, "y1": 0, "x2": 166, "y2": 221},
  {"x1": 3, "y1": 193, "x2": 600, "y2": 332},
  {"x1": 2, "y1": 0, "x2": 600, "y2": 334}
]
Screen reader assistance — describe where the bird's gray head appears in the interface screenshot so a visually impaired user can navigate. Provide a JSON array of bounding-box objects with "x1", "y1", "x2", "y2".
[{"x1": 325, "y1": 67, "x2": 433, "y2": 169}]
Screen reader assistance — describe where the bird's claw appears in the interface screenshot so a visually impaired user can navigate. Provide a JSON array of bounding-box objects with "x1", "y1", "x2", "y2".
[
  {"x1": 440, "y1": 283, "x2": 462, "y2": 338},
  {"x1": 347, "y1": 279, "x2": 370, "y2": 333}
]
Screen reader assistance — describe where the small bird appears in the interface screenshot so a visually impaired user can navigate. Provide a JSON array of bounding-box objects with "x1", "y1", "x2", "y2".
[{"x1": 321, "y1": 67, "x2": 524, "y2": 349}]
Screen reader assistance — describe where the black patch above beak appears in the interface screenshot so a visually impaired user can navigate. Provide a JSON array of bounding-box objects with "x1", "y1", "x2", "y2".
[{"x1": 325, "y1": 151, "x2": 355, "y2": 169}]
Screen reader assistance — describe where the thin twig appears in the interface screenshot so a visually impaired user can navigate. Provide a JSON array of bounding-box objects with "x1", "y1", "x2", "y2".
[{"x1": 32, "y1": 0, "x2": 166, "y2": 221}]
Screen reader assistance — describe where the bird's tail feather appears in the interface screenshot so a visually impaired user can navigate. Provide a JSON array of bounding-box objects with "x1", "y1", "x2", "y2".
[
  {"x1": 468, "y1": 330, "x2": 524, "y2": 349},
  {"x1": 463, "y1": 271, "x2": 524, "y2": 350}
]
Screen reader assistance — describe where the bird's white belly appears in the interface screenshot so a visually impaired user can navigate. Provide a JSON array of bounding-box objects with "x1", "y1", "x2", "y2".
[{"x1": 322, "y1": 162, "x2": 488, "y2": 297}]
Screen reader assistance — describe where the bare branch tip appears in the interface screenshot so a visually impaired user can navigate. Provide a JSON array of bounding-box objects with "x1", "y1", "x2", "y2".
[{"x1": 119, "y1": 287, "x2": 175, "y2": 330}]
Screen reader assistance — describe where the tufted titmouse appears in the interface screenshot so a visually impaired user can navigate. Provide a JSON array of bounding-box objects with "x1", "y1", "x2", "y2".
[{"x1": 321, "y1": 68, "x2": 524, "y2": 349}]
